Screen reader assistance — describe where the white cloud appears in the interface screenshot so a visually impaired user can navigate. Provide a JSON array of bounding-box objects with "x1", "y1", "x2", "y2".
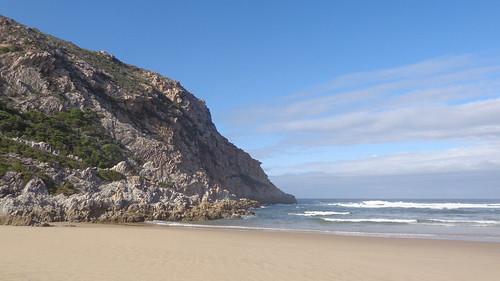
[
  {"x1": 266, "y1": 98, "x2": 500, "y2": 145},
  {"x1": 269, "y1": 143, "x2": 500, "y2": 176},
  {"x1": 229, "y1": 55, "x2": 500, "y2": 146},
  {"x1": 223, "y1": 55, "x2": 500, "y2": 190}
]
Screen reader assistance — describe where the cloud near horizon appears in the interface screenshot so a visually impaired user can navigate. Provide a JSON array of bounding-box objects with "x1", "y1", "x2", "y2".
[
  {"x1": 267, "y1": 143, "x2": 500, "y2": 176},
  {"x1": 222, "y1": 55, "x2": 500, "y2": 195}
]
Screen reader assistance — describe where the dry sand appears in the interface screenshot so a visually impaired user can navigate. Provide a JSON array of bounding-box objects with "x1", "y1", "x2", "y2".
[{"x1": 1, "y1": 223, "x2": 499, "y2": 281}]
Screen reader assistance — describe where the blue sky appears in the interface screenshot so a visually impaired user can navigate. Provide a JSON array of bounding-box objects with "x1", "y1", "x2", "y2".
[{"x1": 2, "y1": 0, "x2": 500, "y2": 198}]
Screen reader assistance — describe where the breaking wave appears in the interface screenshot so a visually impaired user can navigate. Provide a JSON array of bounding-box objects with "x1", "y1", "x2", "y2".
[
  {"x1": 321, "y1": 217, "x2": 500, "y2": 226},
  {"x1": 329, "y1": 200, "x2": 500, "y2": 210},
  {"x1": 321, "y1": 218, "x2": 417, "y2": 224},
  {"x1": 425, "y1": 219, "x2": 500, "y2": 225},
  {"x1": 289, "y1": 211, "x2": 350, "y2": 217}
]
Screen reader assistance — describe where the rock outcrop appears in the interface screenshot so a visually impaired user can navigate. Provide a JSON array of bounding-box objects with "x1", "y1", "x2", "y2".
[{"x1": 0, "y1": 15, "x2": 295, "y2": 225}]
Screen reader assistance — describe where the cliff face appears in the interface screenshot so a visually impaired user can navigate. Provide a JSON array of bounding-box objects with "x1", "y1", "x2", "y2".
[{"x1": 0, "y1": 16, "x2": 295, "y2": 225}]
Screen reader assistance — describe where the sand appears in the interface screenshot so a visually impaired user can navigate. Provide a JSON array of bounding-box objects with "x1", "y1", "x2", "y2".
[{"x1": 0, "y1": 224, "x2": 499, "y2": 281}]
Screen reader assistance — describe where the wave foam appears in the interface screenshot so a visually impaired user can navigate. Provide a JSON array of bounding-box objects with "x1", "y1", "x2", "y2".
[
  {"x1": 321, "y1": 218, "x2": 417, "y2": 224},
  {"x1": 330, "y1": 200, "x2": 500, "y2": 210},
  {"x1": 426, "y1": 219, "x2": 500, "y2": 225},
  {"x1": 289, "y1": 211, "x2": 350, "y2": 217}
]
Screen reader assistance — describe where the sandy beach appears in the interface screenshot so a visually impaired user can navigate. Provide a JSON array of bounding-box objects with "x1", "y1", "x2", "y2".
[{"x1": 0, "y1": 224, "x2": 499, "y2": 281}]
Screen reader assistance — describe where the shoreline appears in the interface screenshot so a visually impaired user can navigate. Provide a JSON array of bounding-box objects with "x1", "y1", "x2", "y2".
[
  {"x1": 150, "y1": 221, "x2": 436, "y2": 239},
  {"x1": 84, "y1": 221, "x2": 500, "y2": 244},
  {"x1": 148, "y1": 220, "x2": 500, "y2": 243},
  {"x1": 16, "y1": 219, "x2": 500, "y2": 243},
  {"x1": 5, "y1": 220, "x2": 500, "y2": 247}
]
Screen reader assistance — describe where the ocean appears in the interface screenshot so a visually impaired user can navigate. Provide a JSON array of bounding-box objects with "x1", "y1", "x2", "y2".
[{"x1": 153, "y1": 199, "x2": 500, "y2": 242}]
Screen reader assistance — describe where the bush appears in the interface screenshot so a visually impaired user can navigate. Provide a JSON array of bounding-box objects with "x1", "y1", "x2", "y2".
[
  {"x1": 97, "y1": 169, "x2": 125, "y2": 181},
  {"x1": 0, "y1": 45, "x2": 21, "y2": 54},
  {"x1": 158, "y1": 181, "x2": 175, "y2": 188},
  {"x1": 0, "y1": 137, "x2": 82, "y2": 169},
  {"x1": 0, "y1": 102, "x2": 125, "y2": 168},
  {"x1": 50, "y1": 182, "x2": 78, "y2": 196},
  {"x1": 0, "y1": 161, "x2": 9, "y2": 177},
  {"x1": 0, "y1": 155, "x2": 33, "y2": 183},
  {"x1": 0, "y1": 155, "x2": 57, "y2": 187}
]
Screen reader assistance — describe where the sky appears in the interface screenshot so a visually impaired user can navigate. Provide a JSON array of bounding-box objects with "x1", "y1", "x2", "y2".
[{"x1": 1, "y1": 0, "x2": 500, "y2": 198}]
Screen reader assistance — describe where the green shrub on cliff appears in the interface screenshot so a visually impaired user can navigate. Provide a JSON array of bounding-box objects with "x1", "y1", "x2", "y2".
[
  {"x1": 0, "y1": 102, "x2": 125, "y2": 168},
  {"x1": 97, "y1": 169, "x2": 125, "y2": 181},
  {"x1": 0, "y1": 45, "x2": 21, "y2": 54},
  {"x1": 0, "y1": 155, "x2": 57, "y2": 187},
  {"x1": 0, "y1": 156, "x2": 30, "y2": 179},
  {"x1": 0, "y1": 137, "x2": 82, "y2": 169},
  {"x1": 50, "y1": 182, "x2": 78, "y2": 196}
]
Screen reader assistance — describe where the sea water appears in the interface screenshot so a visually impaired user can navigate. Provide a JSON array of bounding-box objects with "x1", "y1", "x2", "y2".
[{"x1": 153, "y1": 199, "x2": 500, "y2": 242}]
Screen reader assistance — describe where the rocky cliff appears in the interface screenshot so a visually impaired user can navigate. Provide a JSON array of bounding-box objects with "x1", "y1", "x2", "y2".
[{"x1": 0, "y1": 16, "x2": 295, "y2": 225}]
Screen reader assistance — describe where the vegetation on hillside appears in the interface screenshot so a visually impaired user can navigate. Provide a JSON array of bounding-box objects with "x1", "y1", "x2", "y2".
[
  {"x1": 0, "y1": 44, "x2": 21, "y2": 54},
  {"x1": 0, "y1": 102, "x2": 128, "y2": 195},
  {"x1": 0, "y1": 154, "x2": 78, "y2": 196},
  {"x1": 49, "y1": 182, "x2": 79, "y2": 196},
  {"x1": 0, "y1": 102, "x2": 126, "y2": 169},
  {"x1": 97, "y1": 168, "x2": 125, "y2": 182},
  {"x1": 0, "y1": 137, "x2": 82, "y2": 170}
]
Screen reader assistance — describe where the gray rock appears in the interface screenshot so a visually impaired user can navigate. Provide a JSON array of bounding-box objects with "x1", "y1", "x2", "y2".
[
  {"x1": 111, "y1": 161, "x2": 135, "y2": 176},
  {"x1": 0, "y1": 172, "x2": 25, "y2": 197},
  {"x1": 0, "y1": 15, "x2": 295, "y2": 226},
  {"x1": 22, "y1": 178, "x2": 48, "y2": 195}
]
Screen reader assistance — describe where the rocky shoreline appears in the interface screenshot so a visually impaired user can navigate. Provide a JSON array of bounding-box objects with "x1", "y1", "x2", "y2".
[{"x1": 0, "y1": 154, "x2": 259, "y2": 226}]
